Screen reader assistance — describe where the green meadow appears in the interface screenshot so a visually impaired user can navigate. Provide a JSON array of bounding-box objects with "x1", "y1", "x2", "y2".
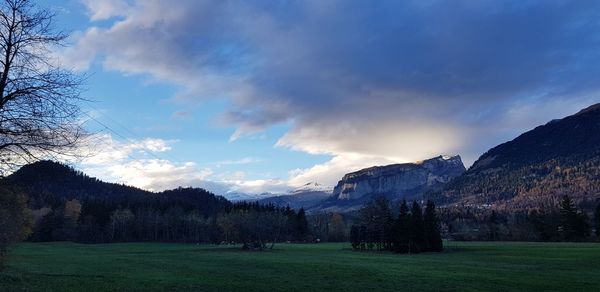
[{"x1": 1, "y1": 242, "x2": 599, "y2": 291}]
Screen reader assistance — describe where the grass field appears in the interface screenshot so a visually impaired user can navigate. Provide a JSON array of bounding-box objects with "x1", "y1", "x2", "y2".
[{"x1": 1, "y1": 241, "x2": 599, "y2": 291}]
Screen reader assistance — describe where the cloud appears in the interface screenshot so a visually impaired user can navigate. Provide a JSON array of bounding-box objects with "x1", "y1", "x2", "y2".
[
  {"x1": 81, "y1": 0, "x2": 132, "y2": 21},
  {"x1": 287, "y1": 153, "x2": 398, "y2": 188},
  {"x1": 61, "y1": 1, "x2": 600, "y2": 190},
  {"x1": 223, "y1": 178, "x2": 290, "y2": 195},
  {"x1": 90, "y1": 159, "x2": 213, "y2": 192},
  {"x1": 74, "y1": 134, "x2": 173, "y2": 165},
  {"x1": 71, "y1": 134, "x2": 213, "y2": 192},
  {"x1": 74, "y1": 134, "x2": 281, "y2": 195},
  {"x1": 213, "y1": 157, "x2": 262, "y2": 167}
]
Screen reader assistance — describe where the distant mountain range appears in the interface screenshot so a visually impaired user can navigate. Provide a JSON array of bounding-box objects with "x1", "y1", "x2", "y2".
[
  {"x1": 256, "y1": 157, "x2": 467, "y2": 213},
  {"x1": 256, "y1": 104, "x2": 600, "y2": 213},
  {"x1": 5, "y1": 104, "x2": 600, "y2": 214},
  {"x1": 428, "y1": 103, "x2": 600, "y2": 210}
]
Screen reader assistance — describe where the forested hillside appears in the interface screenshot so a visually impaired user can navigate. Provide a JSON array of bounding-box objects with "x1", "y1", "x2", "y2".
[
  {"x1": 3, "y1": 161, "x2": 313, "y2": 247},
  {"x1": 429, "y1": 104, "x2": 600, "y2": 211}
]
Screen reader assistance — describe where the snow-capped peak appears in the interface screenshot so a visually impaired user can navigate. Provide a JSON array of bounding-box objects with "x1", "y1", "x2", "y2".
[{"x1": 290, "y1": 182, "x2": 333, "y2": 194}]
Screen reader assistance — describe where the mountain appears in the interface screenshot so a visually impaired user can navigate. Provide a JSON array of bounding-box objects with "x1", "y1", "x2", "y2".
[
  {"x1": 256, "y1": 182, "x2": 333, "y2": 211},
  {"x1": 5, "y1": 160, "x2": 231, "y2": 214},
  {"x1": 290, "y1": 182, "x2": 332, "y2": 194},
  {"x1": 429, "y1": 103, "x2": 600, "y2": 210},
  {"x1": 315, "y1": 156, "x2": 466, "y2": 212},
  {"x1": 224, "y1": 191, "x2": 264, "y2": 202}
]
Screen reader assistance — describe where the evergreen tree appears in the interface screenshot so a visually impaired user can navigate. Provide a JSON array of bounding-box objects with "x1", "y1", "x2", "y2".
[
  {"x1": 374, "y1": 197, "x2": 393, "y2": 251},
  {"x1": 529, "y1": 209, "x2": 561, "y2": 241},
  {"x1": 409, "y1": 201, "x2": 425, "y2": 253},
  {"x1": 392, "y1": 200, "x2": 410, "y2": 253},
  {"x1": 559, "y1": 195, "x2": 590, "y2": 241},
  {"x1": 359, "y1": 197, "x2": 393, "y2": 251},
  {"x1": 487, "y1": 211, "x2": 499, "y2": 241},
  {"x1": 559, "y1": 195, "x2": 577, "y2": 240},
  {"x1": 295, "y1": 208, "x2": 309, "y2": 241},
  {"x1": 359, "y1": 225, "x2": 367, "y2": 251},
  {"x1": 595, "y1": 204, "x2": 600, "y2": 238},
  {"x1": 350, "y1": 225, "x2": 360, "y2": 250},
  {"x1": 574, "y1": 212, "x2": 591, "y2": 240},
  {"x1": 423, "y1": 200, "x2": 443, "y2": 252}
]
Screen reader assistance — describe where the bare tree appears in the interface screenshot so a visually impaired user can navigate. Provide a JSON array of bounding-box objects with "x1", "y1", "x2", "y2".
[{"x1": 0, "y1": 0, "x2": 85, "y2": 174}]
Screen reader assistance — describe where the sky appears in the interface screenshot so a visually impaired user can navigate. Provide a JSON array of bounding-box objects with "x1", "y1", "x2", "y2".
[{"x1": 36, "y1": 0, "x2": 600, "y2": 198}]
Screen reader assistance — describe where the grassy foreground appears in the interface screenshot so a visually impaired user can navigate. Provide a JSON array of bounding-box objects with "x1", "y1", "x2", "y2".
[{"x1": 1, "y1": 242, "x2": 599, "y2": 291}]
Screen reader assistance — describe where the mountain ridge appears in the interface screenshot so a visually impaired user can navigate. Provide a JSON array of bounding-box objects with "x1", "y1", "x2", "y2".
[
  {"x1": 5, "y1": 160, "x2": 231, "y2": 213},
  {"x1": 429, "y1": 103, "x2": 600, "y2": 210}
]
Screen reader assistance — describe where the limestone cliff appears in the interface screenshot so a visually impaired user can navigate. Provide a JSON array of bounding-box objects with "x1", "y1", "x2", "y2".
[{"x1": 330, "y1": 155, "x2": 466, "y2": 204}]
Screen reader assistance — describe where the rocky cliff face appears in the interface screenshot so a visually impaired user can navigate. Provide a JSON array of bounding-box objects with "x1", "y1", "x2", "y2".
[{"x1": 331, "y1": 155, "x2": 466, "y2": 202}]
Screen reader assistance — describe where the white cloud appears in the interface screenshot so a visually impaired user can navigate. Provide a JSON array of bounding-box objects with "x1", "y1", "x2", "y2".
[
  {"x1": 63, "y1": 1, "x2": 600, "y2": 165},
  {"x1": 213, "y1": 157, "x2": 262, "y2": 167},
  {"x1": 73, "y1": 134, "x2": 280, "y2": 195},
  {"x1": 287, "y1": 153, "x2": 399, "y2": 188},
  {"x1": 55, "y1": 1, "x2": 600, "y2": 194},
  {"x1": 81, "y1": 0, "x2": 132, "y2": 21},
  {"x1": 73, "y1": 134, "x2": 213, "y2": 192},
  {"x1": 90, "y1": 159, "x2": 212, "y2": 192},
  {"x1": 223, "y1": 178, "x2": 289, "y2": 195}
]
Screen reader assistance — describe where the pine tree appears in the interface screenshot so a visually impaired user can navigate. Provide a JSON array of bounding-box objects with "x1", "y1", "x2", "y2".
[
  {"x1": 409, "y1": 201, "x2": 425, "y2": 253},
  {"x1": 423, "y1": 200, "x2": 443, "y2": 252},
  {"x1": 295, "y1": 208, "x2": 309, "y2": 241},
  {"x1": 559, "y1": 195, "x2": 590, "y2": 241},
  {"x1": 595, "y1": 204, "x2": 600, "y2": 238},
  {"x1": 374, "y1": 197, "x2": 393, "y2": 251},
  {"x1": 559, "y1": 195, "x2": 577, "y2": 241},
  {"x1": 350, "y1": 225, "x2": 360, "y2": 250},
  {"x1": 359, "y1": 225, "x2": 367, "y2": 251},
  {"x1": 487, "y1": 211, "x2": 499, "y2": 241},
  {"x1": 359, "y1": 197, "x2": 393, "y2": 251},
  {"x1": 392, "y1": 200, "x2": 410, "y2": 253}
]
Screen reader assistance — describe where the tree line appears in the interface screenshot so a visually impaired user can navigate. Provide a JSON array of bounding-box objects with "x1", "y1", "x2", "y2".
[
  {"x1": 28, "y1": 194, "x2": 311, "y2": 250},
  {"x1": 440, "y1": 195, "x2": 600, "y2": 242},
  {"x1": 350, "y1": 198, "x2": 443, "y2": 253},
  {"x1": 530, "y1": 195, "x2": 595, "y2": 241}
]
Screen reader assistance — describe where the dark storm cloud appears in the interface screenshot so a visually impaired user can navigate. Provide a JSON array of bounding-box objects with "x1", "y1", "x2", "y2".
[{"x1": 71, "y1": 0, "x2": 600, "y2": 166}]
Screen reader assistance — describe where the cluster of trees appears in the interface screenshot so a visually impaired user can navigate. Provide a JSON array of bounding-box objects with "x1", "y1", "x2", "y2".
[
  {"x1": 0, "y1": 186, "x2": 32, "y2": 269},
  {"x1": 517, "y1": 196, "x2": 594, "y2": 242},
  {"x1": 8, "y1": 160, "x2": 353, "y2": 250},
  {"x1": 217, "y1": 203, "x2": 309, "y2": 250},
  {"x1": 26, "y1": 190, "x2": 313, "y2": 250},
  {"x1": 27, "y1": 187, "x2": 231, "y2": 243},
  {"x1": 350, "y1": 198, "x2": 442, "y2": 254},
  {"x1": 310, "y1": 212, "x2": 348, "y2": 242},
  {"x1": 439, "y1": 196, "x2": 600, "y2": 242}
]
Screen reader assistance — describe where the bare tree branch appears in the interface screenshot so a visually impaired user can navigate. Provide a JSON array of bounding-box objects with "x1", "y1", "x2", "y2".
[{"x1": 0, "y1": 0, "x2": 86, "y2": 175}]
